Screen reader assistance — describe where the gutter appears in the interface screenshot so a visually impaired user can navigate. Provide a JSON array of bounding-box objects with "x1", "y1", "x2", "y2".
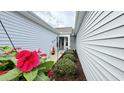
[{"x1": 74, "y1": 11, "x2": 87, "y2": 35}]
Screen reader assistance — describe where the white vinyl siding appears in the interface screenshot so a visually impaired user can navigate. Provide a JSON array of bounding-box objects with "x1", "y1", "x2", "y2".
[
  {"x1": 76, "y1": 11, "x2": 124, "y2": 81},
  {"x1": 0, "y1": 11, "x2": 57, "y2": 54}
]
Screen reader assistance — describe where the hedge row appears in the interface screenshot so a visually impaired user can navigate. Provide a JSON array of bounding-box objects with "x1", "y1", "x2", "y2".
[{"x1": 52, "y1": 49, "x2": 77, "y2": 80}]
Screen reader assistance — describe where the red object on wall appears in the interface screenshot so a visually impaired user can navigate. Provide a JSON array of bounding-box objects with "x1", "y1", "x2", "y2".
[{"x1": 51, "y1": 47, "x2": 55, "y2": 55}]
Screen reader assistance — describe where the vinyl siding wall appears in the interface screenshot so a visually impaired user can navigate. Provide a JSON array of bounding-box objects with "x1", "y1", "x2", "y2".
[
  {"x1": 76, "y1": 11, "x2": 124, "y2": 81},
  {"x1": 0, "y1": 11, "x2": 57, "y2": 54}
]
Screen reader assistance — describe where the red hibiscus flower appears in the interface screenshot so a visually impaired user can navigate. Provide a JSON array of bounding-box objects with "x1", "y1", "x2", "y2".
[
  {"x1": 0, "y1": 70, "x2": 10, "y2": 75},
  {"x1": 48, "y1": 69, "x2": 53, "y2": 77},
  {"x1": 16, "y1": 50, "x2": 40, "y2": 72}
]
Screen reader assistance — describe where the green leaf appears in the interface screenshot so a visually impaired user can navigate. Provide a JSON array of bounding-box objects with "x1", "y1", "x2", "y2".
[
  {"x1": 0, "y1": 68, "x2": 21, "y2": 81},
  {"x1": 0, "y1": 56, "x2": 17, "y2": 65},
  {"x1": 0, "y1": 57, "x2": 10, "y2": 61},
  {"x1": 0, "y1": 62, "x2": 9, "y2": 71},
  {"x1": 34, "y1": 72, "x2": 50, "y2": 81},
  {"x1": 1, "y1": 46, "x2": 12, "y2": 52},
  {"x1": 38, "y1": 67, "x2": 46, "y2": 71},
  {"x1": 39, "y1": 61, "x2": 54, "y2": 71},
  {"x1": 0, "y1": 59, "x2": 15, "y2": 71},
  {"x1": 10, "y1": 57, "x2": 17, "y2": 65},
  {"x1": 10, "y1": 77, "x2": 19, "y2": 81},
  {"x1": 40, "y1": 58, "x2": 46, "y2": 63},
  {"x1": 11, "y1": 51, "x2": 17, "y2": 56},
  {"x1": 23, "y1": 69, "x2": 38, "y2": 81}
]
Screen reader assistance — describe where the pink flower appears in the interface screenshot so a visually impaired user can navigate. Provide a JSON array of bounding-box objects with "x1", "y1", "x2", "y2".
[
  {"x1": 35, "y1": 48, "x2": 47, "y2": 57},
  {"x1": 40, "y1": 52, "x2": 47, "y2": 57},
  {"x1": 35, "y1": 48, "x2": 41, "y2": 53},
  {"x1": 16, "y1": 50, "x2": 40, "y2": 72}
]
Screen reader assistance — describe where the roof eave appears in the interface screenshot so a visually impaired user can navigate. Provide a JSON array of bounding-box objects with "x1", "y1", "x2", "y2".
[{"x1": 16, "y1": 11, "x2": 58, "y2": 35}]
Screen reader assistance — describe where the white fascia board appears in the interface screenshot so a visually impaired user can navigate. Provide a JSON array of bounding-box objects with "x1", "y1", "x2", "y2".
[
  {"x1": 16, "y1": 11, "x2": 58, "y2": 35},
  {"x1": 58, "y1": 34, "x2": 70, "y2": 37},
  {"x1": 74, "y1": 11, "x2": 87, "y2": 35}
]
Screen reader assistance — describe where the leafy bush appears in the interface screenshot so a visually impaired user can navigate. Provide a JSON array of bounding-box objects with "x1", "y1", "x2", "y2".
[
  {"x1": 52, "y1": 58, "x2": 76, "y2": 80},
  {"x1": 63, "y1": 54, "x2": 75, "y2": 61},
  {"x1": 64, "y1": 49, "x2": 75, "y2": 55},
  {"x1": 39, "y1": 61, "x2": 54, "y2": 71}
]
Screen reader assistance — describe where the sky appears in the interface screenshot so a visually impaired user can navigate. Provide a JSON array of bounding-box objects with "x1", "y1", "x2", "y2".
[{"x1": 33, "y1": 11, "x2": 76, "y2": 28}]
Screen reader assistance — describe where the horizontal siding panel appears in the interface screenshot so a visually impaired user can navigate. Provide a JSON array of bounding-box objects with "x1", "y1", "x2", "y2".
[
  {"x1": 81, "y1": 11, "x2": 111, "y2": 36},
  {"x1": 81, "y1": 38, "x2": 124, "y2": 48},
  {"x1": 76, "y1": 11, "x2": 124, "y2": 80},
  {"x1": 0, "y1": 12, "x2": 57, "y2": 54},
  {"x1": 82, "y1": 12, "x2": 124, "y2": 39},
  {"x1": 82, "y1": 48, "x2": 124, "y2": 80},
  {"x1": 81, "y1": 26, "x2": 124, "y2": 41}
]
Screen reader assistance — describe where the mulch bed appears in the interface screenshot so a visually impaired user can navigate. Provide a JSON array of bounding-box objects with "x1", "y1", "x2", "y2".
[
  {"x1": 53, "y1": 50, "x2": 87, "y2": 81},
  {"x1": 74, "y1": 50, "x2": 87, "y2": 81}
]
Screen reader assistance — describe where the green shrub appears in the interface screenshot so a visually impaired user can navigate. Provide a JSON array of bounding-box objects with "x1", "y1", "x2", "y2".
[
  {"x1": 52, "y1": 58, "x2": 76, "y2": 80},
  {"x1": 64, "y1": 49, "x2": 75, "y2": 55},
  {"x1": 63, "y1": 54, "x2": 75, "y2": 61}
]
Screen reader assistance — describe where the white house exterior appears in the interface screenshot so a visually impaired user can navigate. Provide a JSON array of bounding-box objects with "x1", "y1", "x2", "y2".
[
  {"x1": 56, "y1": 27, "x2": 72, "y2": 50},
  {"x1": 0, "y1": 11, "x2": 57, "y2": 55},
  {"x1": 75, "y1": 11, "x2": 124, "y2": 81}
]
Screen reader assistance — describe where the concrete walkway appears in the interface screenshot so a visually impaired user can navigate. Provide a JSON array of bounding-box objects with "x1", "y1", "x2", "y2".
[{"x1": 47, "y1": 50, "x2": 65, "y2": 62}]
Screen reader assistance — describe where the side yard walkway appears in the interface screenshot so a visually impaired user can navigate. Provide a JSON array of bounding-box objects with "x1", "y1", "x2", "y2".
[{"x1": 47, "y1": 50, "x2": 65, "y2": 62}]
